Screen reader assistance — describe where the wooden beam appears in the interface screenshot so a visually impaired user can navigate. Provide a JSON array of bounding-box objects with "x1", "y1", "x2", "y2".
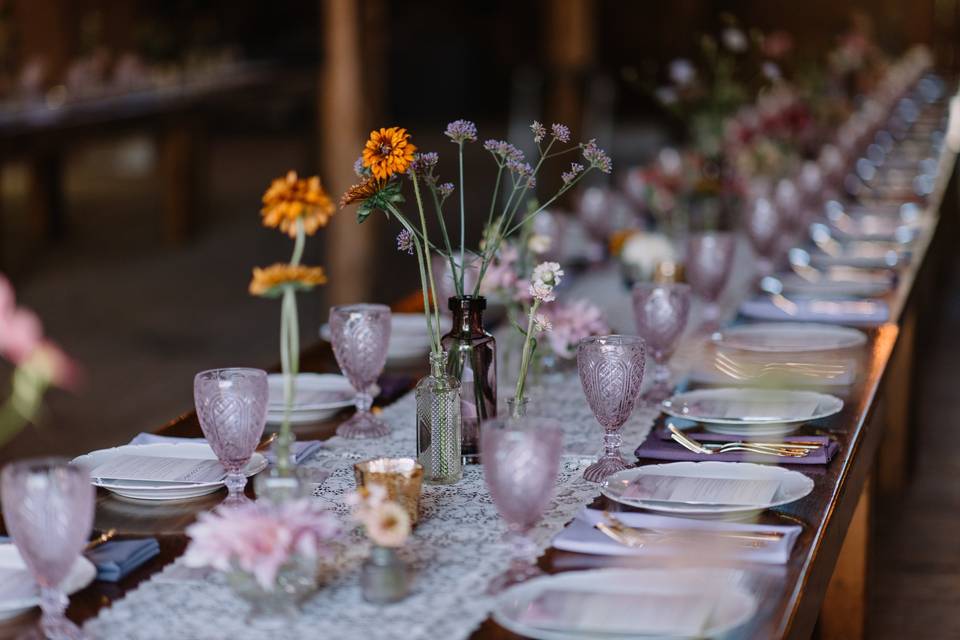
[
  {"x1": 819, "y1": 476, "x2": 871, "y2": 639},
  {"x1": 320, "y1": 0, "x2": 375, "y2": 305},
  {"x1": 543, "y1": 0, "x2": 594, "y2": 132}
]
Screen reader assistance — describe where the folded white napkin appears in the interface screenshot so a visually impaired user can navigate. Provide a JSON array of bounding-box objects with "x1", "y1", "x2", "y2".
[
  {"x1": 552, "y1": 508, "x2": 801, "y2": 565},
  {"x1": 128, "y1": 433, "x2": 324, "y2": 465}
]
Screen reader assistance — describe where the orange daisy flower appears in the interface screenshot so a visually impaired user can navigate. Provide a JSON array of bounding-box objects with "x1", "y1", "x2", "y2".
[
  {"x1": 362, "y1": 127, "x2": 417, "y2": 180},
  {"x1": 249, "y1": 263, "x2": 327, "y2": 296},
  {"x1": 261, "y1": 171, "x2": 336, "y2": 237},
  {"x1": 339, "y1": 177, "x2": 384, "y2": 207}
]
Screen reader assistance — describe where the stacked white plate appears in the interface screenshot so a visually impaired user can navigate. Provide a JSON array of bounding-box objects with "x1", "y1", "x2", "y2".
[
  {"x1": 266, "y1": 373, "x2": 355, "y2": 425},
  {"x1": 320, "y1": 313, "x2": 451, "y2": 364},
  {"x1": 493, "y1": 568, "x2": 757, "y2": 639},
  {"x1": 711, "y1": 322, "x2": 867, "y2": 352},
  {"x1": 662, "y1": 387, "x2": 843, "y2": 436},
  {"x1": 601, "y1": 461, "x2": 814, "y2": 520},
  {"x1": 72, "y1": 442, "x2": 267, "y2": 502},
  {"x1": 0, "y1": 545, "x2": 95, "y2": 620}
]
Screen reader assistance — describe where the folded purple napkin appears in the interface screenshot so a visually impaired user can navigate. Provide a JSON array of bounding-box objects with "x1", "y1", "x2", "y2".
[{"x1": 634, "y1": 430, "x2": 839, "y2": 465}]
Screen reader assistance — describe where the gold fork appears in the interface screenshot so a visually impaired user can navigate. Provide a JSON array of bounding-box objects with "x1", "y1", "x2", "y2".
[
  {"x1": 668, "y1": 424, "x2": 815, "y2": 457},
  {"x1": 597, "y1": 512, "x2": 783, "y2": 549}
]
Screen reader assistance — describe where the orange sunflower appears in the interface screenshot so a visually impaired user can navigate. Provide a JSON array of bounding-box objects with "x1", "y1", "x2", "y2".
[
  {"x1": 362, "y1": 127, "x2": 417, "y2": 180},
  {"x1": 261, "y1": 171, "x2": 335, "y2": 237},
  {"x1": 249, "y1": 263, "x2": 327, "y2": 296}
]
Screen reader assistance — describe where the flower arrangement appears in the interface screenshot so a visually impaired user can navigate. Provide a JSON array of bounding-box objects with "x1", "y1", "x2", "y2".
[
  {"x1": 346, "y1": 484, "x2": 412, "y2": 548},
  {"x1": 249, "y1": 171, "x2": 334, "y2": 471},
  {"x1": 511, "y1": 262, "x2": 563, "y2": 409},
  {"x1": 0, "y1": 275, "x2": 76, "y2": 446},
  {"x1": 339, "y1": 122, "x2": 611, "y2": 352},
  {"x1": 539, "y1": 299, "x2": 610, "y2": 360},
  {"x1": 183, "y1": 499, "x2": 339, "y2": 590}
]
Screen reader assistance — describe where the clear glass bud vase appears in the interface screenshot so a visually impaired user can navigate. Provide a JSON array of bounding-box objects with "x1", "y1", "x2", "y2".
[
  {"x1": 416, "y1": 351, "x2": 462, "y2": 484},
  {"x1": 441, "y1": 295, "x2": 497, "y2": 465}
]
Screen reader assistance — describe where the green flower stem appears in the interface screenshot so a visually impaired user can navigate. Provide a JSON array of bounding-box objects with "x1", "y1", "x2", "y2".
[
  {"x1": 430, "y1": 187, "x2": 462, "y2": 297},
  {"x1": 457, "y1": 142, "x2": 466, "y2": 294},
  {"x1": 388, "y1": 205, "x2": 439, "y2": 354},
  {"x1": 411, "y1": 174, "x2": 442, "y2": 352},
  {"x1": 291, "y1": 219, "x2": 306, "y2": 266},
  {"x1": 513, "y1": 299, "x2": 541, "y2": 406}
]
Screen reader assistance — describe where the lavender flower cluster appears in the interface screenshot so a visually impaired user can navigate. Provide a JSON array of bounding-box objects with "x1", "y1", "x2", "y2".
[{"x1": 444, "y1": 119, "x2": 478, "y2": 143}]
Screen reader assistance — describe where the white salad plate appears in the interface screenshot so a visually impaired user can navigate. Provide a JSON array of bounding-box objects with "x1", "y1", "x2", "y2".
[
  {"x1": 778, "y1": 273, "x2": 892, "y2": 298},
  {"x1": 0, "y1": 545, "x2": 96, "y2": 621},
  {"x1": 711, "y1": 322, "x2": 867, "y2": 353},
  {"x1": 266, "y1": 373, "x2": 355, "y2": 425},
  {"x1": 73, "y1": 442, "x2": 267, "y2": 502},
  {"x1": 492, "y1": 568, "x2": 757, "y2": 639},
  {"x1": 320, "y1": 313, "x2": 450, "y2": 364},
  {"x1": 662, "y1": 388, "x2": 843, "y2": 436},
  {"x1": 601, "y1": 461, "x2": 814, "y2": 519}
]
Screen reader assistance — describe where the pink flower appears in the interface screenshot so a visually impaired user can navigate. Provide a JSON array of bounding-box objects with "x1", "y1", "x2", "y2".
[
  {"x1": 542, "y1": 299, "x2": 610, "y2": 359},
  {"x1": 184, "y1": 499, "x2": 339, "y2": 590}
]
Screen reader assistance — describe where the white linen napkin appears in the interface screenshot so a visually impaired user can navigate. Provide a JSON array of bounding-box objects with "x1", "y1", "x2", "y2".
[
  {"x1": 552, "y1": 508, "x2": 801, "y2": 565},
  {"x1": 128, "y1": 433, "x2": 324, "y2": 465}
]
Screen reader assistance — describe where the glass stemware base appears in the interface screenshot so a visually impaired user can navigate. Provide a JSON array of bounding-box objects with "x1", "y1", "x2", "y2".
[
  {"x1": 583, "y1": 453, "x2": 629, "y2": 483},
  {"x1": 486, "y1": 532, "x2": 543, "y2": 594},
  {"x1": 336, "y1": 411, "x2": 390, "y2": 439},
  {"x1": 643, "y1": 362, "x2": 673, "y2": 403},
  {"x1": 40, "y1": 588, "x2": 84, "y2": 640}
]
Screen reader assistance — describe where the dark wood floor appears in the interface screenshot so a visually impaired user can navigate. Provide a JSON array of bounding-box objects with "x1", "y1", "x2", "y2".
[{"x1": 870, "y1": 251, "x2": 960, "y2": 638}]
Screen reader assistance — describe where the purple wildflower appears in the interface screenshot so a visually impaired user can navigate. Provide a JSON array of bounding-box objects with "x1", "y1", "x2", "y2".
[
  {"x1": 581, "y1": 139, "x2": 613, "y2": 174},
  {"x1": 396, "y1": 229, "x2": 415, "y2": 255},
  {"x1": 438, "y1": 182, "x2": 455, "y2": 198},
  {"x1": 484, "y1": 139, "x2": 525, "y2": 164},
  {"x1": 410, "y1": 152, "x2": 439, "y2": 177},
  {"x1": 444, "y1": 119, "x2": 478, "y2": 143},
  {"x1": 353, "y1": 156, "x2": 366, "y2": 178},
  {"x1": 530, "y1": 121, "x2": 546, "y2": 143},
  {"x1": 507, "y1": 159, "x2": 533, "y2": 178},
  {"x1": 551, "y1": 123, "x2": 571, "y2": 143},
  {"x1": 561, "y1": 162, "x2": 585, "y2": 185}
]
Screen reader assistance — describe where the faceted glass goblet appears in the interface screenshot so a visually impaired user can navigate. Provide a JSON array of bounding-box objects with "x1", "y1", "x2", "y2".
[
  {"x1": 744, "y1": 196, "x2": 782, "y2": 278},
  {"x1": 1, "y1": 458, "x2": 94, "y2": 640},
  {"x1": 481, "y1": 416, "x2": 563, "y2": 592},
  {"x1": 577, "y1": 335, "x2": 646, "y2": 482},
  {"x1": 330, "y1": 304, "x2": 392, "y2": 439},
  {"x1": 631, "y1": 283, "x2": 691, "y2": 402},
  {"x1": 685, "y1": 232, "x2": 736, "y2": 329},
  {"x1": 194, "y1": 368, "x2": 268, "y2": 505}
]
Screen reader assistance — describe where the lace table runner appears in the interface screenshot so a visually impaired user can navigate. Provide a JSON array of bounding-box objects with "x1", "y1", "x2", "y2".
[{"x1": 85, "y1": 373, "x2": 660, "y2": 640}]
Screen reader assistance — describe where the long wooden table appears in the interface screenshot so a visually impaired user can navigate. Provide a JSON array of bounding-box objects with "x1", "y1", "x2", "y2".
[{"x1": 1, "y1": 124, "x2": 955, "y2": 640}]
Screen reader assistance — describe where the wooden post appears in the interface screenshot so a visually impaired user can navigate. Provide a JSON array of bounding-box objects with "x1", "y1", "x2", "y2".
[
  {"x1": 320, "y1": 0, "x2": 375, "y2": 305},
  {"x1": 28, "y1": 153, "x2": 65, "y2": 240},
  {"x1": 819, "y1": 476, "x2": 871, "y2": 639},
  {"x1": 158, "y1": 119, "x2": 206, "y2": 244},
  {"x1": 544, "y1": 0, "x2": 594, "y2": 131}
]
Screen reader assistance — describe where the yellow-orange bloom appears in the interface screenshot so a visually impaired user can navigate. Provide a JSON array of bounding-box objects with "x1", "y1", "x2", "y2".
[
  {"x1": 261, "y1": 171, "x2": 335, "y2": 237},
  {"x1": 362, "y1": 127, "x2": 416, "y2": 181},
  {"x1": 249, "y1": 263, "x2": 327, "y2": 296},
  {"x1": 340, "y1": 177, "x2": 384, "y2": 207}
]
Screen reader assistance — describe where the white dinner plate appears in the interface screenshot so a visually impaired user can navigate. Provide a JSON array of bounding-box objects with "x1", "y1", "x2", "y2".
[
  {"x1": 0, "y1": 545, "x2": 96, "y2": 621},
  {"x1": 492, "y1": 568, "x2": 757, "y2": 639},
  {"x1": 72, "y1": 442, "x2": 267, "y2": 502},
  {"x1": 711, "y1": 322, "x2": 867, "y2": 353},
  {"x1": 662, "y1": 388, "x2": 843, "y2": 436},
  {"x1": 266, "y1": 373, "x2": 355, "y2": 412},
  {"x1": 778, "y1": 273, "x2": 892, "y2": 298},
  {"x1": 601, "y1": 462, "x2": 814, "y2": 518}
]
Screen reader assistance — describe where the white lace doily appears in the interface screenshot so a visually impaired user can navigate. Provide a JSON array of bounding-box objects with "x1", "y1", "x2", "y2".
[{"x1": 84, "y1": 370, "x2": 660, "y2": 640}]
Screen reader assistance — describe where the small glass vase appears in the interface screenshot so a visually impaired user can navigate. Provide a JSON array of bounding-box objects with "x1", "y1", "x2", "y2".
[
  {"x1": 361, "y1": 545, "x2": 409, "y2": 604},
  {"x1": 416, "y1": 351, "x2": 462, "y2": 484},
  {"x1": 255, "y1": 428, "x2": 310, "y2": 503},
  {"x1": 441, "y1": 295, "x2": 497, "y2": 465},
  {"x1": 227, "y1": 555, "x2": 318, "y2": 626},
  {"x1": 506, "y1": 397, "x2": 529, "y2": 420}
]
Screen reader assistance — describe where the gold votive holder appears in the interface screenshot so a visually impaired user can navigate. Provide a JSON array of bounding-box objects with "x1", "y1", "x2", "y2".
[
  {"x1": 654, "y1": 259, "x2": 685, "y2": 284},
  {"x1": 353, "y1": 457, "x2": 424, "y2": 525}
]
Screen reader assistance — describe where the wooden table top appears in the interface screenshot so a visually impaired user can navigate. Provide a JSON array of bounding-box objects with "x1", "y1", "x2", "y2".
[{"x1": 0, "y1": 160, "x2": 955, "y2": 640}]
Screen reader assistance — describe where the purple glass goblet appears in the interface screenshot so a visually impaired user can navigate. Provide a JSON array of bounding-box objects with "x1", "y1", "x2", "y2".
[
  {"x1": 2, "y1": 458, "x2": 94, "y2": 640},
  {"x1": 685, "y1": 232, "x2": 736, "y2": 329},
  {"x1": 194, "y1": 368, "x2": 268, "y2": 505},
  {"x1": 481, "y1": 416, "x2": 563, "y2": 592},
  {"x1": 631, "y1": 283, "x2": 691, "y2": 402},
  {"x1": 744, "y1": 196, "x2": 782, "y2": 278},
  {"x1": 577, "y1": 335, "x2": 646, "y2": 482},
  {"x1": 330, "y1": 304, "x2": 392, "y2": 439}
]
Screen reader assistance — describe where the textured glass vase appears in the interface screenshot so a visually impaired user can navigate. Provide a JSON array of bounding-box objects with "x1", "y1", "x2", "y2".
[
  {"x1": 416, "y1": 351, "x2": 462, "y2": 484},
  {"x1": 227, "y1": 556, "x2": 318, "y2": 626},
  {"x1": 361, "y1": 546, "x2": 409, "y2": 604},
  {"x1": 441, "y1": 295, "x2": 497, "y2": 465}
]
